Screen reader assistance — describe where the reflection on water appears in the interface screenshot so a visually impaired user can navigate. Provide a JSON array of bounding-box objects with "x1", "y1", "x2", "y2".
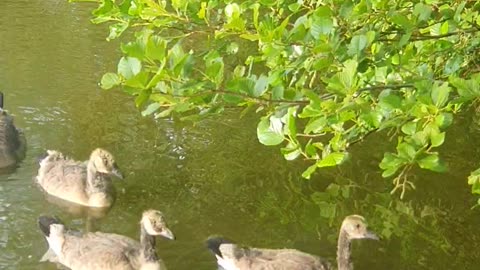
[{"x1": 1, "y1": 0, "x2": 480, "y2": 270}]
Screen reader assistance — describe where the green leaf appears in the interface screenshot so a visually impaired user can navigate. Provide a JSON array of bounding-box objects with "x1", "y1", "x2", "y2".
[
  {"x1": 326, "y1": 183, "x2": 340, "y2": 197},
  {"x1": 155, "y1": 106, "x2": 175, "y2": 118},
  {"x1": 417, "y1": 153, "x2": 446, "y2": 172},
  {"x1": 444, "y1": 55, "x2": 463, "y2": 75},
  {"x1": 107, "y1": 22, "x2": 129, "y2": 40},
  {"x1": 440, "y1": 21, "x2": 449, "y2": 35},
  {"x1": 391, "y1": 13, "x2": 413, "y2": 30},
  {"x1": 281, "y1": 142, "x2": 301, "y2": 161},
  {"x1": 124, "y1": 71, "x2": 149, "y2": 89},
  {"x1": 272, "y1": 85, "x2": 284, "y2": 100},
  {"x1": 348, "y1": 35, "x2": 367, "y2": 56},
  {"x1": 286, "y1": 106, "x2": 297, "y2": 137},
  {"x1": 324, "y1": 59, "x2": 358, "y2": 95},
  {"x1": 397, "y1": 142, "x2": 417, "y2": 160},
  {"x1": 204, "y1": 51, "x2": 224, "y2": 87},
  {"x1": 428, "y1": 126, "x2": 445, "y2": 147},
  {"x1": 401, "y1": 122, "x2": 417, "y2": 135},
  {"x1": 435, "y1": 113, "x2": 453, "y2": 129},
  {"x1": 450, "y1": 77, "x2": 480, "y2": 100},
  {"x1": 100, "y1": 73, "x2": 121, "y2": 89},
  {"x1": 142, "y1": 103, "x2": 161, "y2": 116},
  {"x1": 257, "y1": 117, "x2": 284, "y2": 146},
  {"x1": 171, "y1": 0, "x2": 187, "y2": 12},
  {"x1": 305, "y1": 140, "x2": 318, "y2": 158},
  {"x1": 118, "y1": 57, "x2": 142, "y2": 79},
  {"x1": 135, "y1": 90, "x2": 150, "y2": 108},
  {"x1": 317, "y1": 152, "x2": 347, "y2": 168},
  {"x1": 431, "y1": 82, "x2": 450, "y2": 107},
  {"x1": 310, "y1": 7, "x2": 333, "y2": 37},
  {"x1": 146, "y1": 36, "x2": 167, "y2": 61},
  {"x1": 411, "y1": 131, "x2": 428, "y2": 146},
  {"x1": 380, "y1": 152, "x2": 402, "y2": 169},
  {"x1": 197, "y1": 2, "x2": 206, "y2": 19},
  {"x1": 225, "y1": 3, "x2": 241, "y2": 18},
  {"x1": 468, "y1": 168, "x2": 480, "y2": 194},
  {"x1": 360, "y1": 111, "x2": 382, "y2": 128},
  {"x1": 302, "y1": 163, "x2": 318, "y2": 179},
  {"x1": 121, "y1": 41, "x2": 145, "y2": 59},
  {"x1": 379, "y1": 90, "x2": 402, "y2": 109},
  {"x1": 254, "y1": 75, "x2": 269, "y2": 97},
  {"x1": 413, "y1": 3, "x2": 432, "y2": 22},
  {"x1": 305, "y1": 117, "x2": 327, "y2": 134}
]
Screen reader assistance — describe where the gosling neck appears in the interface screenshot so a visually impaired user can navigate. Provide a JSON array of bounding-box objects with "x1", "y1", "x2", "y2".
[
  {"x1": 140, "y1": 225, "x2": 158, "y2": 262},
  {"x1": 86, "y1": 161, "x2": 108, "y2": 192},
  {"x1": 337, "y1": 228, "x2": 353, "y2": 270}
]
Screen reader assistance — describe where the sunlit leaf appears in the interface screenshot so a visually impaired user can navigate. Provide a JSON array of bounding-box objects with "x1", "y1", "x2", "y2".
[
  {"x1": 100, "y1": 73, "x2": 121, "y2": 89},
  {"x1": 146, "y1": 36, "x2": 167, "y2": 61},
  {"x1": 401, "y1": 122, "x2": 417, "y2": 135},
  {"x1": 397, "y1": 142, "x2": 417, "y2": 160},
  {"x1": 118, "y1": 57, "x2": 142, "y2": 79},
  {"x1": 317, "y1": 152, "x2": 347, "y2": 167},
  {"x1": 257, "y1": 117, "x2": 284, "y2": 146},
  {"x1": 254, "y1": 75, "x2": 269, "y2": 97},
  {"x1": 310, "y1": 6, "x2": 333, "y2": 37},
  {"x1": 413, "y1": 3, "x2": 432, "y2": 22},
  {"x1": 281, "y1": 142, "x2": 301, "y2": 161},
  {"x1": 431, "y1": 82, "x2": 450, "y2": 107},
  {"x1": 348, "y1": 35, "x2": 368, "y2": 56},
  {"x1": 305, "y1": 117, "x2": 327, "y2": 134},
  {"x1": 302, "y1": 163, "x2": 318, "y2": 179},
  {"x1": 142, "y1": 102, "x2": 161, "y2": 116}
]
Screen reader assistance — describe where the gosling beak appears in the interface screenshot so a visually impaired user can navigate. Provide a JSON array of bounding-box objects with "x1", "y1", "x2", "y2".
[
  {"x1": 111, "y1": 166, "x2": 124, "y2": 179},
  {"x1": 112, "y1": 169, "x2": 123, "y2": 179},
  {"x1": 159, "y1": 227, "x2": 175, "y2": 240},
  {"x1": 364, "y1": 230, "x2": 379, "y2": 240}
]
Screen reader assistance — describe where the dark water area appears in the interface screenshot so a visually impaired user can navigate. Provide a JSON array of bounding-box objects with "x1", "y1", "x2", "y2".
[{"x1": 1, "y1": 1, "x2": 480, "y2": 269}]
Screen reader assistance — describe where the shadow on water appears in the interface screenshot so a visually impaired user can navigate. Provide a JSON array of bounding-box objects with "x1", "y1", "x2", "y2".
[{"x1": 0, "y1": 1, "x2": 480, "y2": 270}]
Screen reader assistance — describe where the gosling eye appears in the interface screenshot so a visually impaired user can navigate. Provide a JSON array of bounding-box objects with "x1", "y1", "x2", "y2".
[{"x1": 355, "y1": 223, "x2": 361, "y2": 229}]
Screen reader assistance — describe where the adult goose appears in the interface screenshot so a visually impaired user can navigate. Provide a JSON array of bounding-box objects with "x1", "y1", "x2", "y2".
[
  {"x1": 206, "y1": 215, "x2": 378, "y2": 270},
  {"x1": 36, "y1": 148, "x2": 124, "y2": 207},
  {"x1": 38, "y1": 209, "x2": 175, "y2": 270},
  {"x1": 0, "y1": 91, "x2": 26, "y2": 170}
]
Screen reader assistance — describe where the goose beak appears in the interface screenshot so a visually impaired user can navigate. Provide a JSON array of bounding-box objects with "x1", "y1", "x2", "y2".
[
  {"x1": 159, "y1": 228, "x2": 175, "y2": 240},
  {"x1": 364, "y1": 231, "x2": 379, "y2": 240}
]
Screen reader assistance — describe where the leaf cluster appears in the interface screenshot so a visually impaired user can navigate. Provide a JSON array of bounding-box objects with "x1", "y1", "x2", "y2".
[{"x1": 73, "y1": 0, "x2": 480, "y2": 199}]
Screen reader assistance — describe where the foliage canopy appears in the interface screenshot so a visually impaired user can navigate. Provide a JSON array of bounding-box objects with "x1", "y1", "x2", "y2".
[{"x1": 72, "y1": 0, "x2": 480, "y2": 200}]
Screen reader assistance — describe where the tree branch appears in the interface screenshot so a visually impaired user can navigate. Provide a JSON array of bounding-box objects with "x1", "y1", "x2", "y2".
[
  {"x1": 378, "y1": 28, "x2": 478, "y2": 42},
  {"x1": 359, "y1": 84, "x2": 415, "y2": 92},
  {"x1": 173, "y1": 89, "x2": 310, "y2": 105}
]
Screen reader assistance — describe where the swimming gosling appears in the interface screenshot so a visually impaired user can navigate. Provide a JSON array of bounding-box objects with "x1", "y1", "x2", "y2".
[
  {"x1": 0, "y1": 91, "x2": 26, "y2": 169},
  {"x1": 38, "y1": 209, "x2": 175, "y2": 270},
  {"x1": 206, "y1": 215, "x2": 378, "y2": 270},
  {"x1": 36, "y1": 148, "x2": 123, "y2": 208}
]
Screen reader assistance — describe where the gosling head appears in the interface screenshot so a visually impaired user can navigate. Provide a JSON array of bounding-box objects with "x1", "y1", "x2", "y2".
[
  {"x1": 141, "y1": 209, "x2": 175, "y2": 240},
  {"x1": 90, "y1": 148, "x2": 124, "y2": 179},
  {"x1": 341, "y1": 215, "x2": 378, "y2": 240},
  {"x1": 48, "y1": 223, "x2": 66, "y2": 237}
]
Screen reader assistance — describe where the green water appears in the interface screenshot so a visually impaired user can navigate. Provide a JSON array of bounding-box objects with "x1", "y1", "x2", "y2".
[{"x1": 1, "y1": 1, "x2": 480, "y2": 269}]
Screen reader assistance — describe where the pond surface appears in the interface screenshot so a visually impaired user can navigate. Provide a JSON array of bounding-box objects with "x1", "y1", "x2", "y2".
[{"x1": 1, "y1": 1, "x2": 480, "y2": 269}]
